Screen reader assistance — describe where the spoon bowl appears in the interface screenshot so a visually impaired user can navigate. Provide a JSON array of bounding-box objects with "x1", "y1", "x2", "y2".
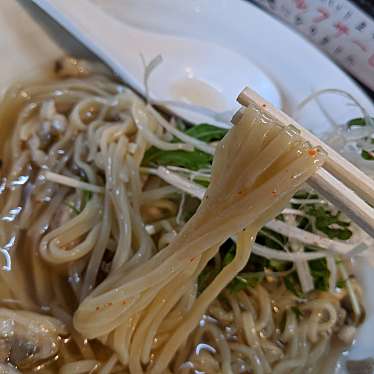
[{"x1": 33, "y1": 0, "x2": 281, "y2": 126}]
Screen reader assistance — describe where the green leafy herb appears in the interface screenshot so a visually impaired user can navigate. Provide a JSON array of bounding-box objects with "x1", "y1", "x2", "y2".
[
  {"x1": 228, "y1": 272, "x2": 264, "y2": 293},
  {"x1": 361, "y1": 149, "x2": 374, "y2": 160},
  {"x1": 143, "y1": 148, "x2": 212, "y2": 170},
  {"x1": 347, "y1": 117, "x2": 373, "y2": 128},
  {"x1": 223, "y1": 245, "x2": 236, "y2": 267},
  {"x1": 306, "y1": 206, "x2": 352, "y2": 240},
  {"x1": 199, "y1": 241, "x2": 265, "y2": 294},
  {"x1": 291, "y1": 191, "x2": 319, "y2": 210},
  {"x1": 344, "y1": 118, "x2": 374, "y2": 159},
  {"x1": 284, "y1": 272, "x2": 305, "y2": 298},
  {"x1": 198, "y1": 240, "x2": 235, "y2": 294},
  {"x1": 291, "y1": 306, "x2": 304, "y2": 320},
  {"x1": 268, "y1": 259, "x2": 290, "y2": 272},
  {"x1": 335, "y1": 258, "x2": 343, "y2": 265},
  {"x1": 142, "y1": 123, "x2": 227, "y2": 171},
  {"x1": 293, "y1": 191, "x2": 319, "y2": 200},
  {"x1": 256, "y1": 228, "x2": 288, "y2": 251},
  {"x1": 309, "y1": 257, "x2": 330, "y2": 291},
  {"x1": 255, "y1": 229, "x2": 292, "y2": 273},
  {"x1": 336, "y1": 279, "x2": 346, "y2": 289},
  {"x1": 82, "y1": 190, "x2": 93, "y2": 208},
  {"x1": 297, "y1": 216, "x2": 312, "y2": 232},
  {"x1": 194, "y1": 178, "x2": 210, "y2": 188},
  {"x1": 222, "y1": 245, "x2": 264, "y2": 292},
  {"x1": 184, "y1": 124, "x2": 227, "y2": 142}
]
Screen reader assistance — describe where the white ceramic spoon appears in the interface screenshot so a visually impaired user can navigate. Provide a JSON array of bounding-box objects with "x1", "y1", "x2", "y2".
[{"x1": 32, "y1": 0, "x2": 281, "y2": 126}]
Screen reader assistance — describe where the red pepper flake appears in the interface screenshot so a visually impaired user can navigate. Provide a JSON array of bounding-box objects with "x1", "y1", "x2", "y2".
[
  {"x1": 122, "y1": 300, "x2": 127, "y2": 305},
  {"x1": 308, "y1": 148, "x2": 317, "y2": 157},
  {"x1": 271, "y1": 190, "x2": 277, "y2": 197}
]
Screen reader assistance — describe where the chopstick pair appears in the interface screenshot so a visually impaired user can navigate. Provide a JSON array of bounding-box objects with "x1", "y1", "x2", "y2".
[{"x1": 233, "y1": 87, "x2": 374, "y2": 237}]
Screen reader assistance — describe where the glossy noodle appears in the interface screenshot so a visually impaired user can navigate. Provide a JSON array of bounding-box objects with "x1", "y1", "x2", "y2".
[{"x1": 0, "y1": 58, "x2": 364, "y2": 373}]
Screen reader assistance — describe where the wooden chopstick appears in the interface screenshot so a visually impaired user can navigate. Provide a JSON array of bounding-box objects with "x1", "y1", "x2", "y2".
[
  {"x1": 238, "y1": 87, "x2": 374, "y2": 205},
  {"x1": 234, "y1": 87, "x2": 374, "y2": 237}
]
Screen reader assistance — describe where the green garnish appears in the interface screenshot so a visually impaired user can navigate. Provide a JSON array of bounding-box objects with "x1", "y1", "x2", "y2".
[
  {"x1": 292, "y1": 191, "x2": 320, "y2": 199},
  {"x1": 284, "y1": 257, "x2": 330, "y2": 297},
  {"x1": 257, "y1": 228, "x2": 288, "y2": 251},
  {"x1": 284, "y1": 272, "x2": 305, "y2": 298},
  {"x1": 82, "y1": 189, "x2": 93, "y2": 208},
  {"x1": 228, "y1": 272, "x2": 264, "y2": 293},
  {"x1": 143, "y1": 148, "x2": 212, "y2": 171},
  {"x1": 184, "y1": 124, "x2": 227, "y2": 142},
  {"x1": 194, "y1": 178, "x2": 210, "y2": 188},
  {"x1": 223, "y1": 245, "x2": 236, "y2": 267},
  {"x1": 306, "y1": 206, "x2": 352, "y2": 240},
  {"x1": 345, "y1": 118, "x2": 374, "y2": 160},
  {"x1": 309, "y1": 257, "x2": 330, "y2": 291},
  {"x1": 198, "y1": 243, "x2": 264, "y2": 294},
  {"x1": 336, "y1": 279, "x2": 346, "y2": 289},
  {"x1": 223, "y1": 244, "x2": 280, "y2": 293},
  {"x1": 268, "y1": 259, "x2": 290, "y2": 272},
  {"x1": 361, "y1": 149, "x2": 374, "y2": 160},
  {"x1": 347, "y1": 117, "x2": 373, "y2": 128},
  {"x1": 142, "y1": 123, "x2": 227, "y2": 171}
]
